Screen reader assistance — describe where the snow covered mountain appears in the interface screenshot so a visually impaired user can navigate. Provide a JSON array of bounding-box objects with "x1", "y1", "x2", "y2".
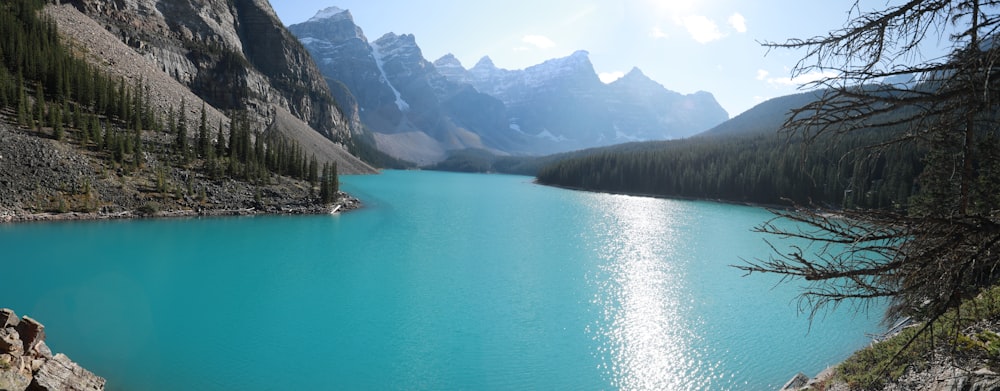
[
  {"x1": 291, "y1": 6, "x2": 730, "y2": 163},
  {"x1": 289, "y1": 8, "x2": 516, "y2": 164},
  {"x1": 451, "y1": 51, "x2": 729, "y2": 146}
]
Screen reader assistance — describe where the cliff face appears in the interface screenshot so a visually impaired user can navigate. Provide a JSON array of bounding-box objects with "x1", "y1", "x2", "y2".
[
  {"x1": 63, "y1": 0, "x2": 355, "y2": 142},
  {"x1": 0, "y1": 309, "x2": 105, "y2": 391},
  {"x1": 290, "y1": 9, "x2": 517, "y2": 164}
]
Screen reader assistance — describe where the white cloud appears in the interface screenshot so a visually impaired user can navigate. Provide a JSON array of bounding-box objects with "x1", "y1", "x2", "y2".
[
  {"x1": 599, "y1": 71, "x2": 626, "y2": 84},
  {"x1": 728, "y1": 13, "x2": 747, "y2": 33},
  {"x1": 765, "y1": 70, "x2": 840, "y2": 86},
  {"x1": 682, "y1": 15, "x2": 724, "y2": 44},
  {"x1": 756, "y1": 69, "x2": 769, "y2": 80},
  {"x1": 649, "y1": 26, "x2": 669, "y2": 39},
  {"x1": 522, "y1": 35, "x2": 556, "y2": 49}
]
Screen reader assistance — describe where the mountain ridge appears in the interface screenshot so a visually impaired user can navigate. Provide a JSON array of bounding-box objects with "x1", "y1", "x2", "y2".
[{"x1": 290, "y1": 6, "x2": 729, "y2": 163}]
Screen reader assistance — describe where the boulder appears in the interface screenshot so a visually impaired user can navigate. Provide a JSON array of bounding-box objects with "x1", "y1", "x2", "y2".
[
  {"x1": 32, "y1": 341, "x2": 52, "y2": 360},
  {"x1": 0, "y1": 327, "x2": 23, "y2": 356},
  {"x1": 0, "y1": 309, "x2": 19, "y2": 328},
  {"x1": 0, "y1": 354, "x2": 32, "y2": 391},
  {"x1": 15, "y1": 317, "x2": 44, "y2": 355},
  {"x1": 28, "y1": 353, "x2": 105, "y2": 391}
]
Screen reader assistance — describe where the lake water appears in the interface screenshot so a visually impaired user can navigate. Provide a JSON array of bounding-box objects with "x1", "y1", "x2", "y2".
[{"x1": 1, "y1": 170, "x2": 883, "y2": 390}]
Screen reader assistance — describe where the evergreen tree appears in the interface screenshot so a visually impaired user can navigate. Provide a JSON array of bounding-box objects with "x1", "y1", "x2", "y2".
[
  {"x1": 197, "y1": 102, "x2": 209, "y2": 158},
  {"x1": 133, "y1": 125, "x2": 143, "y2": 168},
  {"x1": 175, "y1": 99, "x2": 189, "y2": 161},
  {"x1": 16, "y1": 79, "x2": 28, "y2": 127},
  {"x1": 33, "y1": 83, "x2": 44, "y2": 131},
  {"x1": 80, "y1": 113, "x2": 90, "y2": 146},
  {"x1": 320, "y1": 162, "x2": 331, "y2": 204},
  {"x1": 215, "y1": 119, "x2": 226, "y2": 158},
  {"x1": 308, "y1": 155, "x2": 319, "y2": 187},
  {"x1": 72, "y1": 100, "x2": 82, "y2": 129},
  {"x1": 51, "y1": 100, "x2": 62, "y2": 140}
]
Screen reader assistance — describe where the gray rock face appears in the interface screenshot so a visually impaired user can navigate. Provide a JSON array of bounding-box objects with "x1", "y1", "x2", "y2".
[
  {"x1": 288, "y1": 8, "x2": 403, "y2": 134},
  {"x1": 64, "y1": 0, "x2": 354, "y2": 143},
  {"x1": 0, "y1": 309, "x2": 104, "y2": 391},
  {"x1": 290, "y1": 10, "x2": 517, "y2": 164}
]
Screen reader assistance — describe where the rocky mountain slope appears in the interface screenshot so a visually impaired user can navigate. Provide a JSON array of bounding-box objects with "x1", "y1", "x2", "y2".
[
  {"x1": 290, "y1": 6, "x2": 729, "y2": 164},
  {"x1": 59, "y1": 0, "x2": 375, "y2": 174},
  {"x1": 288, "y1": 9, "x2": 516, "y2": 164}
]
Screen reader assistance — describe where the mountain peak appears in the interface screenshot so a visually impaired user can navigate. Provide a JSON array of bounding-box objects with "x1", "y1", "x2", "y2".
[
  {"x1": 473, "y1": 56, "x2": 497, "y2": 69},
  {"x1": 615, "y1": 67, "x2": 657, "y2": 85},
  {"x1": 308, "y1": 6, "x2": 351, "y2": 23},
  {"x1": 625, "y1": 67, "x2": 645, "y2": 78},
  {"x1": 434, "y1": 53, "x2": 464, "y2": 69}
]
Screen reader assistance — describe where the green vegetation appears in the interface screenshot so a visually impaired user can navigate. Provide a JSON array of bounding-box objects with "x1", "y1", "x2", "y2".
[
  {"x1": 835, "y1": 285, "x2": 1000, "y2": 390},
  {"x1": 536, "y1": 129, "x2": 923, "y2": 209},
  {"x1": 0, "y1": 0, "x2": 341, "y2": 209}
]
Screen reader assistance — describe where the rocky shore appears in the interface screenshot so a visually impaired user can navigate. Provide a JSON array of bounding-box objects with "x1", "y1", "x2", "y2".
[
  {"x1": 0, "y1": 122, "x2": 363, "y2": 224},
  {"x1": 0, "y1": 309, "x2": 105, "y2": 391}
]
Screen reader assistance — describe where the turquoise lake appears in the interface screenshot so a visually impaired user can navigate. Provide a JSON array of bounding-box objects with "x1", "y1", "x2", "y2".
[{"x1": 2, "y1": 170, "x2": 883, "y2": 390}]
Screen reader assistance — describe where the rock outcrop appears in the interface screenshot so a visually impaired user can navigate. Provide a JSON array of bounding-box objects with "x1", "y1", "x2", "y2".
[
  {"x1": 44, "y1": 2, "x2": 374, "y2": 174},
  {"x1": 0, "y1": 309, "x2": 104, "y2": 391},
  {"x1": 53, "y1": 0, "x2": 376, "y2": 174},
  {"x1": 63, "y1": 0, "x2": 343, "y2": 134}
]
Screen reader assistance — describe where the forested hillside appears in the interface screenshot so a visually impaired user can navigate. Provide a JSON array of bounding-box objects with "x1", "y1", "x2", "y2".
[
  {"x1": 0, "y1": 0, "x2": 347, "y2": 219},
  {"x1": 535, "y1": 99, "x2": 925, "y2": 209}
]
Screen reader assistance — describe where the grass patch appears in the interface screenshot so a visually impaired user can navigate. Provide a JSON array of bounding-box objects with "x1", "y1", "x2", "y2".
[{"x1": 834, "y1": 285, "x2": 1000, "y2": 390}]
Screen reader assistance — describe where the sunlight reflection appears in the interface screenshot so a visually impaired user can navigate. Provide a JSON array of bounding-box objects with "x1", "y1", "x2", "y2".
[{"x1": 588, "y1": 195, "x2": 716, "y2": 390}]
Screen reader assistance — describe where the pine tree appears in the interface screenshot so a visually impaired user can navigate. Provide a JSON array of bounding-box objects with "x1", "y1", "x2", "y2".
[
  {"x1": 319, "y1": 161, "x2": 340, "y2": 205},
  {"x1": 215, "y1": 119, "x2": 226, "y2": 158},
  {"x1": 197, "y1": 102, "x2": 209, "y2": 158},
  {"x1": 51, "y1": 100, "x2": 63, "y2": 140},
  {"x1": 101, "y1": 118, "x2": 111, "y2": 153},
  {"x1": 320, "y1": 162, "x2": 331, "y2": 204},
  {"x1": 175, "y1": 99, "x2": 189, "y2": 161},
  {"x1": 330, "y1": 161, "x2": 339, "y2": 196},
  {"x1": 16, "y1": 79, "x2": 28, "y2": 127},
  {"x1": 0, "y1": 68, "x2": 9, "y2": 109},
  {"x1": 133, "y1": 125, "x2": 143, "y2": 168},
  {"x1": 80, "y1": 114, "x2": 90, "y2": 146},
  {"x1": 72, "y1": 100, "x2": 82, "y2": 129},
  {"x1": 33, "y1": 83, "x2": 44, "y2": 131},
  {"x1": 308, "y1": 155, "x2": 319, "y2": 187}
]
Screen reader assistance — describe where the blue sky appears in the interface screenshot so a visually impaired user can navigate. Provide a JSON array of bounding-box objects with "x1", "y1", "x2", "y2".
[{"x1": 268, "y1": 1, "x2": 931, "y2": 117}]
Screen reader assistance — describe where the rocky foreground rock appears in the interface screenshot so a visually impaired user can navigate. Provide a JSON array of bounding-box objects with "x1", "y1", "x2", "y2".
[{"x1": 0, "y1": 309, "x2": 104, "y2": 391}]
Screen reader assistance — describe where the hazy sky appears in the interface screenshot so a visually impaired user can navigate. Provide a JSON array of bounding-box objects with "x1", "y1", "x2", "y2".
[{"x1": 268, "y1": 1, "x2": 939, "y2": 117}]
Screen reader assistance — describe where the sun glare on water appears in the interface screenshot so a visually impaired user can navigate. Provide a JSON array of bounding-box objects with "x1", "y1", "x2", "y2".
[{"x1": 587, "y1": 195, "x2": 721, "y2": 390}]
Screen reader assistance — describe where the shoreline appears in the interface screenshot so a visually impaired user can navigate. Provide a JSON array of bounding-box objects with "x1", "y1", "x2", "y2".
[
  {"x1": 0, "y1": 193, "x2": 362, "y2": 224},
  {"x1": 534, "y1": 180, "x2": 797, "y2": 211}
]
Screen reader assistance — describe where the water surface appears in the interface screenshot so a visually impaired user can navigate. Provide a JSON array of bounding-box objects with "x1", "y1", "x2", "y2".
[{"x1": 2, "y1": 170, "x2": 882, "y2": 390}]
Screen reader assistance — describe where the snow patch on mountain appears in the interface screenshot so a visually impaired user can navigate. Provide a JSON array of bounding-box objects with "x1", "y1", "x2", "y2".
[
  {"x1": 536, "y1": 129, "x2": 568, "y2": 142},
  {"x1": 308, "y1": 6, "x2": 349, "y2": 23},
  {"x1": 298, "y1": 37, "x2": 321, "y2": 46},
  {"x1": 370, "y1": 40, "x2": 410, "y2": 112}
]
